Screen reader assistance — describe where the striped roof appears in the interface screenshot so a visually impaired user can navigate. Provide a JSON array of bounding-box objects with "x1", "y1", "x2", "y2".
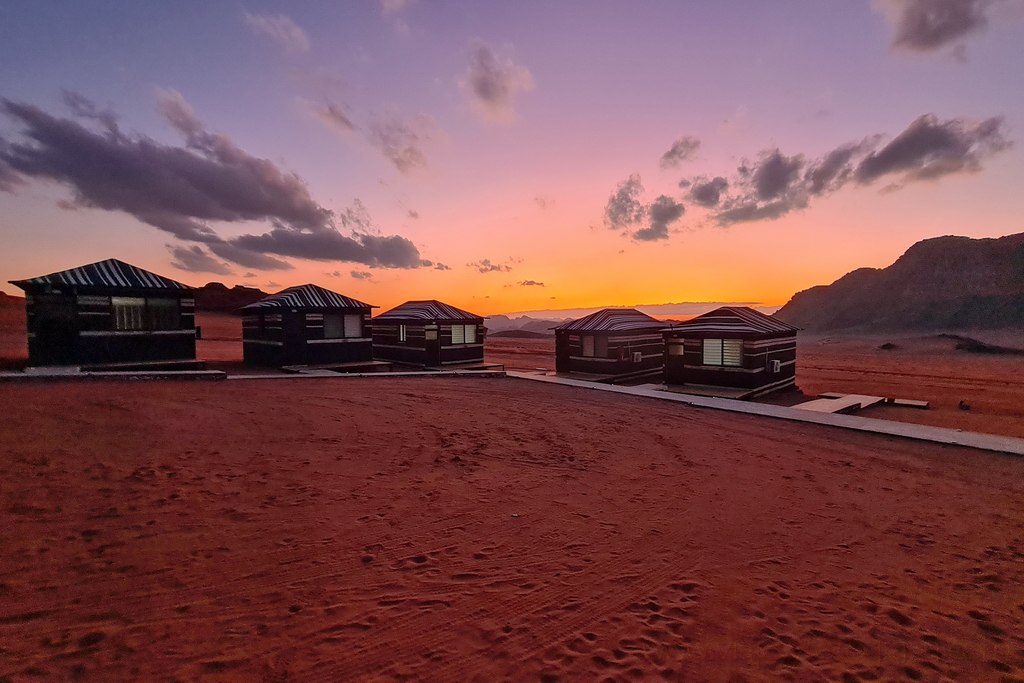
[
  {"x1": 667, "y1": 306, "x2": 797, "y2": 335},
  {"x1": 555, "y1": 308, "x2": 664, "y2": 332},
  {"x1": 375, "y1": 299, "x2": 483, "y2": 322},
  {"x1": 9, "y1": 258, "x2": 191, "y2": 291},
  {"x1": 241, "y1": 284, "x2": 373, "y2": 310}
]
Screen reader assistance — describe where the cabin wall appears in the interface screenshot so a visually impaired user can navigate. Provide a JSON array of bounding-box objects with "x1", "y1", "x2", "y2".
[
  {"x1": 373, "y1": 321, "x2": 485, "y2": 366},
  {"x1": 555, "y1": 331, "x2": 664, "y2": 375},
  {"x1": 664, "y1": 333, "x2": 796, "y2": 392},
  {"x1": 25, "y1": 290, "x2": 196, "y2": 366},
  {"x1": 242, "y1": 309, "x2": 373, "y2": 366}
]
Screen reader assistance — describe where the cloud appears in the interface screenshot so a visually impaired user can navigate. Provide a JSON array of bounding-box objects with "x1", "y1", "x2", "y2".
[
  {"x1": 705, "y1": 113, "x2": 1009, "y2": 227},
  {"x1": 804, "y1": 141, "x2": 875, "y2": 195},
  {"x1": 233, "y1": 227, "x2": 428, "y2": 268},
  {"x1": 635, "y1": 195, "x2": 684, "y2": 241},
  {"x1": 367, "y1": 112, "x2": 434, "y2": 173},
  {"x1": 407, "y1": 209, "x2": 420, "y2": 219},
  {"x1": 461, "y1": 45, "x2": 534, "y2": 124},
  {"x1": 168, "y1": 245, "x2": 233, "y2": 275},
  {"x1": 750, "y1": 150, "x2": 806, "y2": 200},
  {"x1": 351, "y1": 270, "x2": 373, "y2": 280},
  {"x1": 265, "y1": 281, "x2": 281, "y2": 289},
  {"x1": 242, "y1": 272, "x2": 256, "y2": 278},
  {"x1": 0, "y1": 92, "x2": 434, "y2": 270},
  {"x1": 534, "y1": 195, "x2": 553, "y2": 210},
  {"x1": 855, "y1": 113, "x2": 1010, "y2": 183},
  {"x1": 519, "y1": 280, "x2": 545, "y2": 287},
  {"x1": 659, "y1": 136, "x2": 701, "y2": 169},
  {"x1": 244, "y1": 12, "x2": 310, "y2": 54},
  {"x1": 876, "y1": 0, "x2": 992, "y2": 53},
  {"x1": 434, "y1": 262, "x2": 451, "y2": 271},
  {"x1": 380, "y1": 0, "x2": 415, "y2": 14},
  {"x1": 603, "y1": 174, "x2": 646, "y2": 229},
  {"x1": 470, "y1": 258, "x2": 512, "y2": 273},
  {"x1": 308, "y1": 102, "x2": 356, "y2": 133},
  {"x1": 688, "y1": 176, "x2": 728, "y2": 207}
]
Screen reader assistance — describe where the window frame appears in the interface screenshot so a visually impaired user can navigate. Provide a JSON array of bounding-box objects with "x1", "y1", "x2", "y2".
[
  {"x1": 701, "y1": 338, "x2": 743, "y2": 367},
  {"x1": 111, "y1": 296, "x2": 180, "y2": 332}
]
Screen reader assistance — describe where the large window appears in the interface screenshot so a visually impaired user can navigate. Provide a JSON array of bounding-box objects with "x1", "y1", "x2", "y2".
[
  {"x1": 450, "y1": 324, "x2": 477, "y2": 344},
  {"x1": 112, "y1": 297, "x2": 145, "y2": 331},
  {"x1": 399, "y1": 324, "x2": 407, "y2": 342},
  {"x1": 324, "y1": 314, "x2": 364, "y2": 339},
  {"x1": 581, "y1": 335, "x2": 608, "y2": 357},
  {"x1": 702, "y1": 339, "x2": 742, "y2": 366},
  {"x1": 112, "y1": 297, "x2": 179, "y2": 331}
]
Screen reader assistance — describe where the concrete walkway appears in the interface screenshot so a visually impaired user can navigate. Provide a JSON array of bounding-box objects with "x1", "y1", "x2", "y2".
[
  {"x1": 227, "y1": 369, "x2": 506, "y2": 381},
  {"x1": 507, "y1": 371, "x2": 1024, "y2": 457}
]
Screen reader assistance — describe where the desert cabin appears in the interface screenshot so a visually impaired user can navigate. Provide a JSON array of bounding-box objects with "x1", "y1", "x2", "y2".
[
  {"x1": 663, "y1": 306, "x2": 798, "y2": 397},
  {"x1": 240, "y1": 284, "x2": 374, "y2": 367},
  {"x1": 9, "y1": 258, "x2": 195, "y2": 367},
  {"x1": 554, "y1": 308, "x2": 665, "y2": 379},
  {"x1": 372, "y1": 300, "x2": 485, "y2": 367}
]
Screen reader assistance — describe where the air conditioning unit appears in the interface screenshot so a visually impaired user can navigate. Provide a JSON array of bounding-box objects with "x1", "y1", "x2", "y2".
[
  {"x1": 632, "y1": 352, "x2": 643, "y2": 363},
  {"x1": 769, "y1": 359, "x2": 782, "y2": 373}
]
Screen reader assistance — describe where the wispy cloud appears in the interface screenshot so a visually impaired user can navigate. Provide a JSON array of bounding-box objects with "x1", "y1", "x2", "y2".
[
  {"x1": 243, "y1": 12, "x2": 310, "y2": 54},
  {"x1": 461, "y1": 44, "x2": 534, "y2": 124},
  {"x1": 168, "y1": 244, "x2": 233, "y2": 275},
  {"x1": 469, "y1": 258, "x2": 513, "y2": 273},
  {"x1": 875, "y1": 0, "x2": 994, "y2": 55},
  {"x1": 659, "y1": 136, "x2": 701, "y2": 169}
]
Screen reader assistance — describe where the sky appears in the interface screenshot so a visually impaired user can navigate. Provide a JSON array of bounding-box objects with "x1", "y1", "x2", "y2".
[{"x1": 1, "y1": 0, "x2": 1022, "y2": 317}]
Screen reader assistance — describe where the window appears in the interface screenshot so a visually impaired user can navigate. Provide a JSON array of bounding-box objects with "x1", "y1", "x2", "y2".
[
  {"x1": 594, "y1": 336, "x2": 608, "y2": 357},
  {"x1": 449, "y1": 324, "x2": 476, "y2": 344},
  {"x1": 582, "y1": 335, "x2": 595, "y2": 357},
  {"x1": 667, "y1": 343, "x2": 685, "y2": 356},
  {"x1": 147, "y1": 298, "x2": 179, "y2": 330},
  {"x1": 399, "y1": 324, "x2": 407, "y2": 342},
  {"x1": 702, "y1": 339, "x2": 743, "y2": 366},
  {"x1": 324, "y1": 314, "x2": 344, "y2": 339},
  {"x1": 343, "y1": 314, "x2": 362, "y2": 338},
  {"x1": 112, "y1": 297, "x2": 145, "y2": 331}
]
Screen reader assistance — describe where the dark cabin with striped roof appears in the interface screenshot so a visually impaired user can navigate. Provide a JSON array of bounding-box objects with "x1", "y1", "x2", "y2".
[
  {"x1": 239, "y1": 284, "x2": 374, "y2": 366},
  {"x1": 372, "y1": 300, "x2": 485, "y2": 367},
  {"x1": 554, "y1": 308, "x2": 665, "y2": 378},
  {"x1": 663, "y1": 306, "x2": 798, "y2": 397},
  {"x1": 9, "y1": 259, "x2": 196, "y2": 367}
]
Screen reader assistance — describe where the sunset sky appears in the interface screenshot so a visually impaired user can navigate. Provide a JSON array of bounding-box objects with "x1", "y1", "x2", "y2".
[{"x1": 1, "y1": 1, "x2": 1022, "y2": 316}]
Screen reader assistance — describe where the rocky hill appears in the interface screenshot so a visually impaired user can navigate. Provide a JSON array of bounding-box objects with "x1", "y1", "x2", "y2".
[
  {"x1": 775, "y1": 233, "x2": 1024, "y2": 331},
  {"x1": 193, "y1": 282, "x2": 268, "y2": 313}
]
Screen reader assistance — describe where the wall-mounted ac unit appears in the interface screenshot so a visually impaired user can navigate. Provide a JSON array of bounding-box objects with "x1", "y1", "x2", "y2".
[
  {"x1": 632, "y1": 352, "x2": 643, "y2": 363},
  {"x1": 769, "y1": 359, "x2": 782, "y2": 373}
]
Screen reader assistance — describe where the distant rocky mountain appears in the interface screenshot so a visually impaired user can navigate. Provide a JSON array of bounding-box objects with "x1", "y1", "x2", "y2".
[
  {"x1": 0, "y1": 291, "x2": 24, "y2": 307},
  {"x1": 485, "y1": 314, "x2": 568, "y2": 335},
  {"x1": 193, "y1": 282, "x2": 268, "y2": 313},
  {"x1": 489, "y1": 329, "x2": 552, "y2": 339},
  {"x1": 775, "y1": 233, "x2": 1024, "y2": 331}
]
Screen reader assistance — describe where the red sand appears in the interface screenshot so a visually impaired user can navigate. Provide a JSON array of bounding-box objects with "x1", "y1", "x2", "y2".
[
  {"x1": 486, "y1": 335, "x2": 1024, "y2": 439},
  {"x1": 3, "y1": 378, "x2": 1024, "y2": 680}
]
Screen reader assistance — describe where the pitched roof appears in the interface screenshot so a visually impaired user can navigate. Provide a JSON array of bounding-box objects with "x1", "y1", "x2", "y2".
[
  {"x1": 374, "y1": 299, "x2": 483, "y2": 322},
  {"x1": 555, "y1": 308, "x2": 665, "y2": 332},
  {"x1": 240, "y1": 284, "x2": 373, "y2": 311},
  {"x1": 667, "y1": 306, "x2": 798, "y2": 335},
  {"x1": 9, "y1": 258, "x2": 191, "y2": 291}
]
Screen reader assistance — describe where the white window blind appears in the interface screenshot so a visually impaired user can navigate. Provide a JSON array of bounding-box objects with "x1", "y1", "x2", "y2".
[
  {"x1": 464, "y1": 324, "x2": 477, "y2": 343},
  {"x1": 399, "y1": 324, "x2": 407, "y2": 342},
  {"x1": 343, "y1": 314, "x2": 362, "y2": 338},
  {"x1": 450, "y1": 324, "x2": 465, "y2": 344},
  {"x1": 702, "y1": 339, "x2": 722, "y2": 365},
  {"x1": 723, "y1": 339, "x2": 743, "y2": 366}
]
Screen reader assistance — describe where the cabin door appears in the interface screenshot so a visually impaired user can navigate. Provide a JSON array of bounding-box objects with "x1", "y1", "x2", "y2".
[{"x1": 33, "y1": 295, "x2": 78, "y2": 365}]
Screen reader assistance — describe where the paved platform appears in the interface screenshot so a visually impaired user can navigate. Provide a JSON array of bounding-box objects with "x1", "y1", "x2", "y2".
[
  {"x1": 508, "y1": 371, "x2": 1024, "y2": 457},
  {"x1": 0, "y1": 370, "x2": 226, "y2": 383},
  {"x1": 794, "y1": 394, "x2": 886, "y2": 414},
  {"x1": 227, "y1": 369, "x2": 506, "y2": 381}
]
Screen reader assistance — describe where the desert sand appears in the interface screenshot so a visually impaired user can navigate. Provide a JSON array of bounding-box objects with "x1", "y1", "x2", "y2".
[{"x1": 2, "y1": 377, "x2": 1024, "y2": 681}]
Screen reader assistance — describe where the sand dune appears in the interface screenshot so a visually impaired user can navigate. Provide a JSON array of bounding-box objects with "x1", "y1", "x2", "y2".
[{"x1": 2, "y1": 378, "x2": 1024, "y2": 680}]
